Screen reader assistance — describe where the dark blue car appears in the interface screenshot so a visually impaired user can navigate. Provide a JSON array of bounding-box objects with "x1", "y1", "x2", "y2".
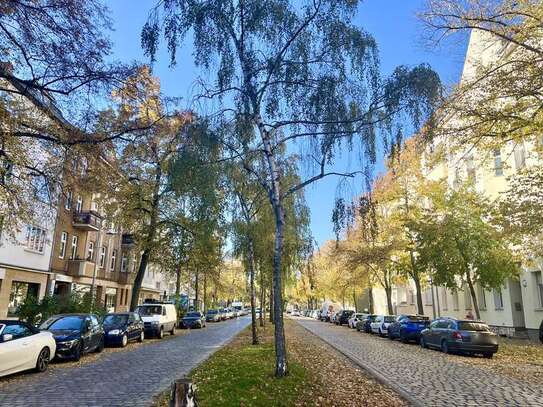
[{"x1": 387, "y1": 314, "x2": 430, "y2": 343}]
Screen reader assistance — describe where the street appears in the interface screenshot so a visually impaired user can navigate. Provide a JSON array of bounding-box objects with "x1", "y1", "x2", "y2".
[
  {"x1": 0, "y1": 317, "x2": 250, "y2": 407},
  {"x1": 295, "y1": 318, "x2": 543, "y2": 406}
]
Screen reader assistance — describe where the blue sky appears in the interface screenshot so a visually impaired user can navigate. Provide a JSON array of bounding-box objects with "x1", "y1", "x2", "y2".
[{"x1": 107, "y1": 0, "x2": 468, "y2": 247}]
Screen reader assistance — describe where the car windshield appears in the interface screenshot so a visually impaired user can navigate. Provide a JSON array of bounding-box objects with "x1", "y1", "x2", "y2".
[
  {"x1": 384, "y1": 316, "x2": 396, "y2": 323},
  {"x1": 104, "y1": 315, "x2": 128, "y2": 327},
  {"x1": 136, "y1": 306, "x2": 162, "y2": 316},
  {"x1": 458, "y1": 322, "x2": 490, "y2": 332},
  {"x1": 42, "y1": 316, "x2": 83, "y2": 331},
  {"x1": 186, "y1": 312, "x2": 201, "y2": 318},
  {"x1": 368, "y1": 315, "x2": 377, "y2": 321},
  {"x1": 207, "y1": 310, "x2": 218, "y2": 314}
]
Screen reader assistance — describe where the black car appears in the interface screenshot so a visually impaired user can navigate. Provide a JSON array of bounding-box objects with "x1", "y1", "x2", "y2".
[
  {"x1": 335, "y1": 310, "x2": 355, "y2": 326},
  {"x1": 420, "y1": 317, "x2": 498, "y2": 358},
  {"x1": 40, "y1": 314, "x2": 105, "y2": 361},
  {"x1": 103, "y1": 312, "x2": 145, "y2": 347},
  {"x1": 181, "y1": 311, "x2": 206, "y2": 329},
  {"x1": 356, "y1": 314, "x2": 377, "y2": 333}
]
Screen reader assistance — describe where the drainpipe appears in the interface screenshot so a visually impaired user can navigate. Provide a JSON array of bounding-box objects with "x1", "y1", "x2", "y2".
[{"x1": 90, "y1": 221, "x2": 103, "y2": 311}]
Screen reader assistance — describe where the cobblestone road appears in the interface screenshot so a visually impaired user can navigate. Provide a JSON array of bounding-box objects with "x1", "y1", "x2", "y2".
[
  {"x1": 0, "y1": 317, "x2": 250, "y2": 407},
  {"x1": 296, "y1": 318, "x2": 543, "y2": 407}
]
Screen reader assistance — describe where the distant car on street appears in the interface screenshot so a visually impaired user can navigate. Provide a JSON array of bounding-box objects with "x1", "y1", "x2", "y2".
[
  {"x1": 388, "y1": 315, "x2": 430, "y2": 343},
  {"x1": 356, "y1": 314, "x2": 377, "y2": 333},
  {"x1": 420, "y1": 317, "x2": 498, "y2": 358},
  {"x1": 335, "y1": 310, "x2": 355, "y2": 326},
  {"x1": 206, "y1": 309, "x2": 221, "y2": 322},
  {"x1": 0, "y1": 320, "x2": 56, "y2": 377},
  {"x1": 348, "y1": 313, "x2": 368, "y2": 329},
  {"x1": 291, "y1": 310, "x2": 301, "y2": 317},
  {"x1": 103, "y1": 312, "x2": 145, "y2": 347},
  {"x1": 40, "y1": 314, "x2": 104, "y2": 361},
  {"x1": 370, "y1": 315, "x2": 396, "y2": 336},
  {"x1": 181, "y1": 312, "x2": 206, "y2": 329}
]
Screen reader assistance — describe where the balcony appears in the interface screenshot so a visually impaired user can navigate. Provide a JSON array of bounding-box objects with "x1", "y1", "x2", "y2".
[
  {"x1": 121, "y1": 234, "x2": 135, "y2": 247},
  {"x1": 66, "y1": 260, "x2": 95, "y2": 278},
  {"x1": 72, "y1": 211, "x2": 102, "y2": 231},
  {"x1": 118, "y1": 272, "x2": 134, "y2": 285}
]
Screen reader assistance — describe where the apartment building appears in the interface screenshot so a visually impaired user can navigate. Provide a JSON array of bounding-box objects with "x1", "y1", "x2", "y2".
[{"x1": 375, "y1": 29, "x2": 543, "y2": 340}]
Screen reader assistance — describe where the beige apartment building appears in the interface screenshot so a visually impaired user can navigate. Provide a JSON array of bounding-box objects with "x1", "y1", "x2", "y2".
[{"x1": 373, "y1": 29, "x2": 543, "y2": 340}]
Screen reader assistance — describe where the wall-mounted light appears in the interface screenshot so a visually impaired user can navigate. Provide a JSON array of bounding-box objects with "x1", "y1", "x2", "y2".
[{"x1": 521, "y1": 279, "x2": 528, "y2": 288}]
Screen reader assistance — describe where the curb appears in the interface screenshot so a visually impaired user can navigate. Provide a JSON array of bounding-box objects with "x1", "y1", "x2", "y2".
[{"x1": 293, "y1": 319, "x2": 424, "y2": 407}]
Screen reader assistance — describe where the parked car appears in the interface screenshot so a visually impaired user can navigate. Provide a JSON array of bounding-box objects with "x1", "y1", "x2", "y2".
[
  {"x1": 181, "y1": 311, "x2": 206, "y2": 329},
  {"x1": 335, "y1": 310, "x2": 355, "y2": 326},
  {"x1": 420, "y1": 317, "x2": 498, "y2": 358},
  {"x1": 330, "y1": 311, "x2": 339, "y2": 324},
  {"x1": 539, "y1": 319, "x2": 543, "y2": 343},
  {"x1": 356, "y1": 314, "x2": 377, "y2": 333},
  {"x1": 311, "y1": 310, "x2": 320, "y2": 319},
  {"x1": 388, "y1": 315, "x2": 430, "y2": 343},
  {"x1": 206, "y1": 309, "x2": 221, "y2": 322},
  {"x1": 348, "y1": 313, "x2": 367, "y2": 329},
  {"x1": 291, "y1": 310, "x2": 301, "y2": 317},
  {"x1": 135, "y1": 302, "x2": 177, "y2": 339},
  {"x1": 370, "y1": 315, "x2": 396, "y2": 336},
  {"x1": 103, "y1": 312, "x2": 145, "y2": 347},
  {"x1": 40, "y1": 314, "x2": 104, "y2": 361},
  {"x1": 0, "y1": 320, "x2": 56, "y2": 377}
]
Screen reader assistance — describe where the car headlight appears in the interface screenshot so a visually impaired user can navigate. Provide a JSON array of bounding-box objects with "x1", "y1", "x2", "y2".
[
  {"x1": 109, "y1": 329, "x2": 121, "y2": 335},
  {"x1": 151, "y1": 321, "x2": 160, "y2": 325},
  {"x1": 60, "y1": 339, "x2": 78, "y2": 347}
]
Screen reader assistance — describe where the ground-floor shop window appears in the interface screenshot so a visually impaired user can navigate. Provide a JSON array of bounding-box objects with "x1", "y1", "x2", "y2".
[
  {"x1": 105, "y1": 287, "x2": 117, "y2": 312},
  {"x1": 8, "y1": 281, "x2": 40, "y2": 317}
]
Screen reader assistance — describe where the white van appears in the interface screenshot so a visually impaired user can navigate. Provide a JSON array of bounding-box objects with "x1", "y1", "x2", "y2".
[{"x1": 135, "y1": 302, "x2": 177, "y2": 339}]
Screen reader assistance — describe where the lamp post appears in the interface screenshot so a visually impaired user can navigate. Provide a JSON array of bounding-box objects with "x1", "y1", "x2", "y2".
[
  {"x1": 429, "y1": 276, "x2": 436, "y2": 319},
  {"x1": 90, "y1": 218, "x2": 103, "y2": 312}
]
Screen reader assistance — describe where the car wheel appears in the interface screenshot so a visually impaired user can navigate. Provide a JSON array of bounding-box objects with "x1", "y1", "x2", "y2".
[
  {"x1": 96, "y1": 337, "x2": 105, "y2": 353},
  {"x1": 483, "y1": 352, "x2": 493, "y2": 359},
  {"x1": 420, "y1": 336, "x2": 427, "y2": 349},
  {"x1": 138, "y1": 331, "x2": 145, "y2": 343},
  {"x1": 73, "y1": 342, "x2": 83, "y2": 361},
  {"x1": 170, "y1": 326, "x2": 175, "y2": 335},
  {"x1": 35, "y1": 347, "x2": 50, "y2": 372},
  {"x1": 388, "y1": 330, "x2": 394, "y2": 340},
  {"x1": 158, "y1": 326, "x2": 164, "y2": 339},
  {"x1": 441, "y1": 340, "x2": 449, "y2": 354},
  {"x1": 378, "y1": 328, "x2": 382, "y2": 336},
  {"x1": 400, "y1": 331, "x2": 408, "y2": 343},
  {"x1": 121, "y1": 334, "x2": 128, "y2": 348}
]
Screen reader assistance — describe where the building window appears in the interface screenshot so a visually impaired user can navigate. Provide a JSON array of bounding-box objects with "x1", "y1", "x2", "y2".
[
  {"x1": 8, "y1": 281, "x2": 39, "y2": 317},
  {"x1": 493, "y1": 288, "x2": 504, "y2": 310},
  {"x1": 121, "y1": 254, "x2": 128, "y2": 272},
  {"x1": 70, "y1": 236, "x2": 78, "y2": 260},
  {"x1": 87, "y1": 241, "x2": 94, "y2": 261},
  {"x1": 514, "y1": 144, "x2": 526, "y2": 170},
  {"x1": 493, "y1": 149, "x2": 503, "y2": 176},
  {"x1": 110, "y1": 249, "x2": 117, "y2": 271},
  {"x1": 75, "y1": 195, "x2": 83, "y2": 212},
  {"x1": 534, "y1": 271, "x2": 543, "y2": 308},
  {"x1": 452, "y1": 290, "x2": 459, "y2": 310},
  {"x1": 99, "y1": 246, "x2": 107, "y2": 268},
  {"x1": 26, "y1": 225, "x2": 46, "y2": 253},
  {"x1": 441, "y1": 288, "x2": 448, "y2": 311},
  {"x1": 65, "y1": 190, "x2": 73, "y2": 210},
  {"x1": 59, "y1": 232, "x2": 68, "y2": 259},
  {"x1": 478, "y1": 286, "x2": 487, "y2": 310}
]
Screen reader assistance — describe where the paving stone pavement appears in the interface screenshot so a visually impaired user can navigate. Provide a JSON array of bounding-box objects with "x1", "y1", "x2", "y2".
[
  {"x1": 0, "y1": 316, "x2": 251, "y2": 407},
  {"x1": 295, "y1": 318, "x2": 543, "y2": 407}
]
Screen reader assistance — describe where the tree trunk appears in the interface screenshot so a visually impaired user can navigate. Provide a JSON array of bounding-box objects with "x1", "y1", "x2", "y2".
[
  {"x1": 466, "y1": 269, "x2": 481, "y2": 320},
  {"x1": 368, "y1": 286, "x2": 374, "y2": 314},
  {"x1": 194, "y1": 269, "x2": 199, "y2": 311},
  {"x1": 352, "y1": 289, "x2": 357, "y2": 312},
  {"x1": 203, "y1": 272, "x2": 207, "y2": 312},
  {"x1": 130, "y1": 249, "x2": 150, "y2": 311},
  {"x1": 259, "y1": 273, "x2": 265, "y2": 327},
  {"x1": 269, "y1": 281, "x2": 274, "y2": 323},
  {"x1": 175, "y1": 264, "x2": 182, "y2": 296},
  {"x1": 248, "y1": 239, "x2": 259, "y2": 345},
  {"x1": 385, "y1": 286, "x2": 394, "y2": 315},
  {"x1": 413, "y1": 274, "x2": 424, "y2": 315}
]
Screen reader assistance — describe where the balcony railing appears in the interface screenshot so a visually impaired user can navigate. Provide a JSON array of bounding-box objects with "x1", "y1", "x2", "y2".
[
  {"x1": 121, "y1": 233, "x2": 135, "y2": 247},
  {"x1": 72, "y1": 211, "x2": 102, "y2": 231},
  {"x1": 66, "y1": 260, "x2": 95, "y2": 278},
  {"x1": 118, "y1": 272, "x2": 134, "y2": 285}
]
